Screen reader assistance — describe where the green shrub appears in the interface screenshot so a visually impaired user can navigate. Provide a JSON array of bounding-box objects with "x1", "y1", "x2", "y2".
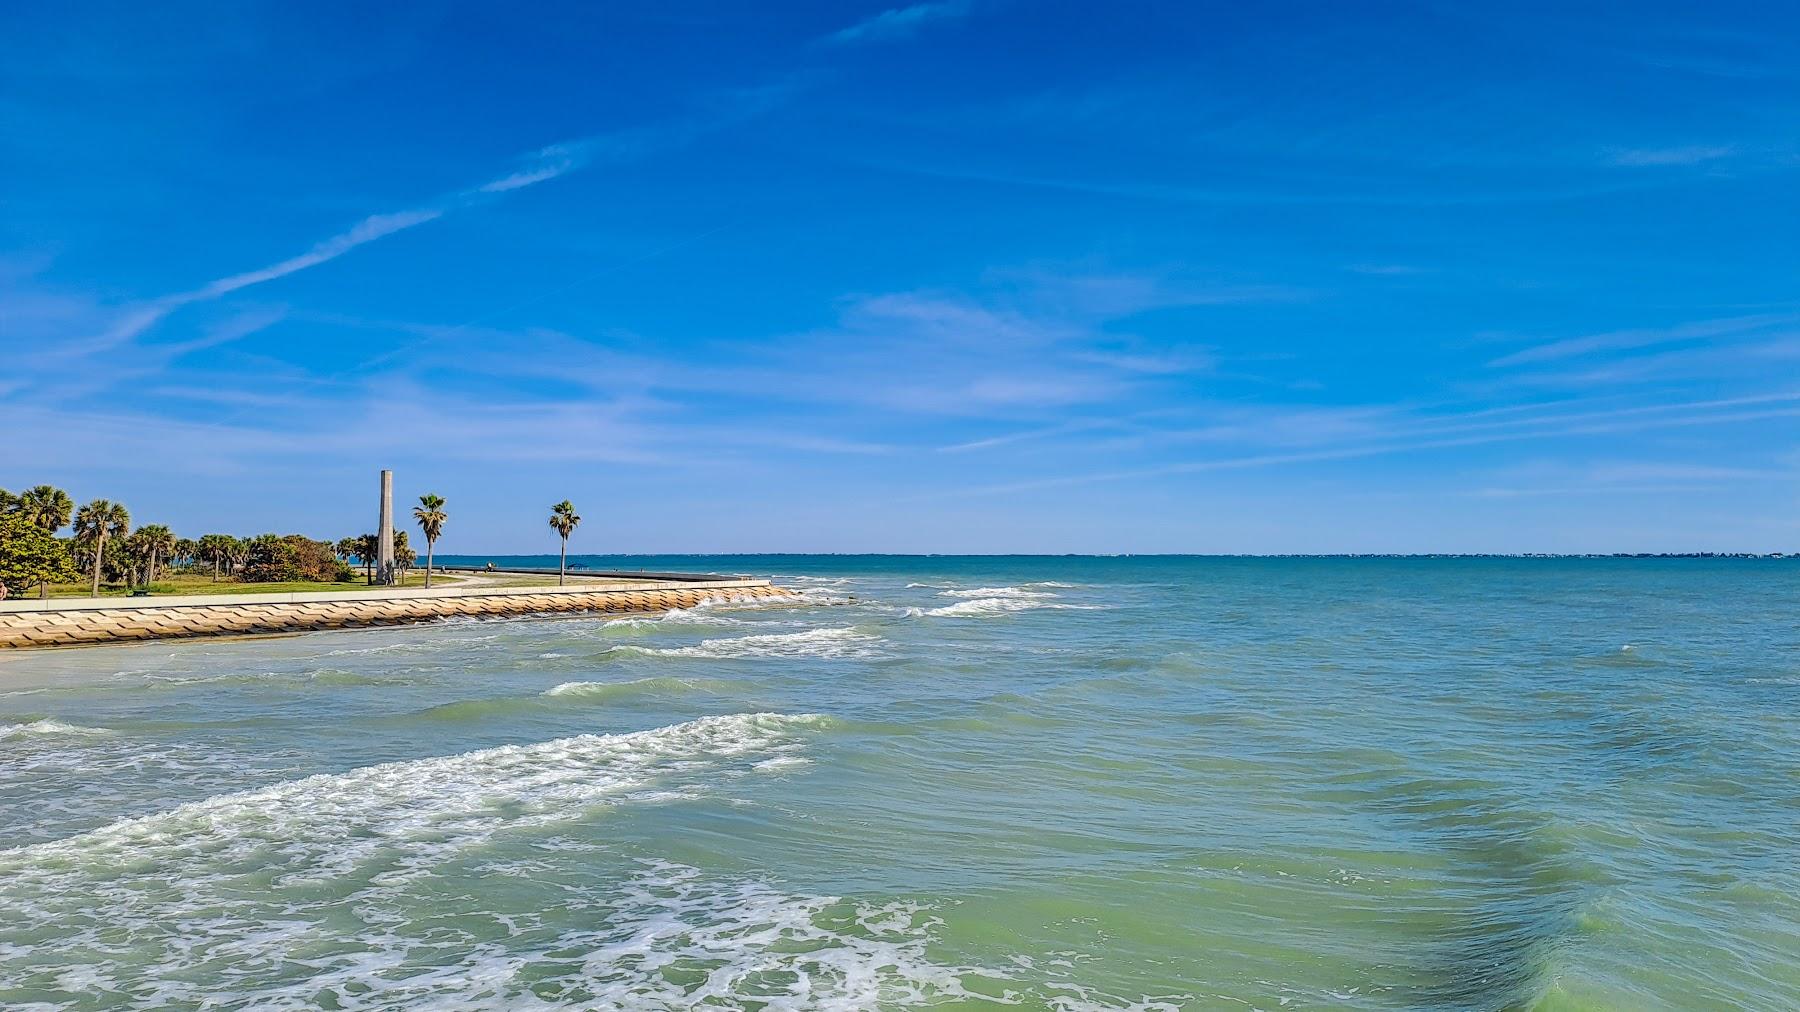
[
  {"x1": 242, "y1": 534, "x2": 350, "y2": 582},
  {"x1": 0, "y1": 515, "x2": 78, "y2": 597}
]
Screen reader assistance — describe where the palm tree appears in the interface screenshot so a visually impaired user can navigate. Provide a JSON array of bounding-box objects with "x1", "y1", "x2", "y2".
[
  {"x1": 134, "y1": 524, "x2": 176, "y2": 584},
  {"x1": 16, "y1": 485, "x2": 73, "y2": 535},
  {"x1": 391, "y1": 530, "x2": 409, "y2": 584},
  {"x1": 412, "y1": 494, "x2": 447, "y2": 588},
  {"x1": 197, "y1": 534, "x2": 234, "y2": 582},
  {"x1": 122, "y1": 531, "x2": 151, "y2": 587},
  {"x1": 0, "y1": 488, "x2": 16, "y2": 514},
  {"x1": 225, "y1": 536, "x2": 250, "y2": 580},
  {"x1": 548, "y1": 500, "x2": 581, "y2": 586},
  {"x1": 334, "y1": 537, "x2": 361, "y2": 566},
  {"x1": 73, "y1": 500, "x2": 130, "y2": 597},
  {"x1": 356, "y1": 533, "x2": 379, "y2": 583}
]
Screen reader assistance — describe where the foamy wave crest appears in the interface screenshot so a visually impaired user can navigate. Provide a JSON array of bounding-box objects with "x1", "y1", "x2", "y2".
[
  {"x1": 1, "y1": 729, "x2": 305, "y2": 848},
  {"x1": 622, "y1": 627, "x2": 884, "y2": 660},
  {"x1": 321, "y1": 632, "x2": 501, "y2": 657},
  {"x1": 0, "y1": 718, "x2": 114, "y2": 740},
  {"x1": 1, "y1": 711, "x2": 820, "y2": 863},
  {"x1": 938, "y1": 585, "x2": 1056, "y2": 599},
  {"x1": 544, "y1": 676, "x2": 739, "y2": 702},
  {"x1": 0, "y1": 855, "x2": 1032, "y2": 1009},
  {"x1": 0, "y1": 713, "x2": 871, "y2": 1001},
  {"x1": 924, "y1": 597, "x2": 1101, "y2": 618},
  {"x1": 603, "y1": 604, "x2": 747, "y2": 630}
]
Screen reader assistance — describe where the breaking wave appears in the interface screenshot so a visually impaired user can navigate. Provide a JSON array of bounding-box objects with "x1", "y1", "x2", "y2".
[
  {"x1": 544, "y1": 676, "x2": 743, "y2": 702},
  {"x1": 0, "y1": 718, "x2": 114, "y2": 740},
  {"x1": 914, "y1": 584, "x2": 1104, "y2": 619},
  {"x1": 617, "y1": 627, "x2": 885, "y2": 660},
  {"x1": 923, "y1": 597, "x2": 1102, "y2": 618},
  {"x1": 0, "y1": 713, "x2": 867, "y2": 1007}
]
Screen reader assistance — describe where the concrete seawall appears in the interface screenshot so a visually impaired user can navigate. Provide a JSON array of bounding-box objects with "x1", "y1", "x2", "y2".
[{"x1": 0, "y1": 580, "x2": 789, "y2": 649}]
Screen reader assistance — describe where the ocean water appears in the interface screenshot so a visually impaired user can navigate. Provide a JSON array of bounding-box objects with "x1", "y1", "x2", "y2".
[{"x1": 2, "y1": 556, "x2": 1797, "y2": 1010}]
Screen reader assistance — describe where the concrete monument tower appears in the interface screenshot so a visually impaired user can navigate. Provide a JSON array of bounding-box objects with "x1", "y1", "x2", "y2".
[{"x1": 377, "y1": 469, "x2": 395, "y2": 585}]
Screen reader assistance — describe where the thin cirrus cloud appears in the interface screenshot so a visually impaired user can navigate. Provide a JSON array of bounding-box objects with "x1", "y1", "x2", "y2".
[
  {"x1": 60, "y1": 124, "x2": 689, "y2": 362},
  {"x1": 1604, "y1": 144, "x2": 1737, "y2": 167},
  {"x1": 927, "y1": 390, "x2": 1800, "y2": 498},
  {"x1": 1487, "y1": 313, "x2": 1800, "y2": 368},
  {"x1": 822, "y1": 1, "x2": 970, "y2": 46}
]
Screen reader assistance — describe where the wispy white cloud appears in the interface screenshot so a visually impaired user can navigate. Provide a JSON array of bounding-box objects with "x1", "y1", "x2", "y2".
[
  {"x1": 72, "y1": 202, "x2": 474, "y2": 355},
  {"x1": 823, "y1": 1, "x2": 970, "y2": 46},
  {"x1": 1487, "y1": 312, "x2": 1798, "y2": 368},
  {"x1": 477, "y1": 143, "x2": 582, "y2": 193},
  {"x1": 1346, "y1": 264, "x2": 1429, "y2": 276},
  {"x1": 202, "y1": 210, "x2": 444, "y2": 299},
  {"x1": 1462, "y1": 458, "x2": 1789, "y2": 498},
  {"x1": 937, "y1": 391, "x2": 1800, "y2": 498},
  {"x1": 58, "y1": 88, "x2": 790, "y2": 363},
  {"x1": 1605, "y1": 144, "x2": 1737, "y2": 166}
]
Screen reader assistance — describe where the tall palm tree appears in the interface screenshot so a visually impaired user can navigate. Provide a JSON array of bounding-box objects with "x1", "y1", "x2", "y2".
[
  {"x1": 135, "y1": 524, "x2": 176, "y2": 584},
  {"x1": 356, "y1": 533, "x2": 379, "y2": 583},
  {"x1": 548, "y1": 500, "x2": 581, "y2": 587},
  {"x1": 225, "y1": 536, "x2": 250, "y2": 580},
  {"x1": 197, "y1": 534, "x2": 234, "y2": 582},
  {"x1": 17, "y1": 485, "x2": 73, "y2": 535},
  {"x1": 412, "y1": 494, "x2": 447, "y2": 588},
  {"x1": 73, "y1": 500, "x2": 130, "y2": 597}
]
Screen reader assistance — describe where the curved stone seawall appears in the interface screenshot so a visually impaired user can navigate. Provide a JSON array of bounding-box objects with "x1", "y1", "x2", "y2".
[{"x1": 0, "y1": 581, "x2": 790, "y2": 649}]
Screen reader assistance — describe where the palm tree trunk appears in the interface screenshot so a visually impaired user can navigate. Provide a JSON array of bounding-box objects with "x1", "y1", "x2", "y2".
[
  {"x1": 559, "y1": 537, "x2": 567, "y2": 586},
  {"x1": 425, "y1": 540, "x2": 434, "y2": 588},
  {"x1": 90, "y1": 534, "x2": 104, "y2": 597},
  {"x1": 212, "y1": 557, "x2": 219, "y2": 582}
]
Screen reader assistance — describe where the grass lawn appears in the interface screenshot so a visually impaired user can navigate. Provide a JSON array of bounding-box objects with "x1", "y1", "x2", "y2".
[{"x1": 38, "y1": 570, "x2": 470, "y2": 599}]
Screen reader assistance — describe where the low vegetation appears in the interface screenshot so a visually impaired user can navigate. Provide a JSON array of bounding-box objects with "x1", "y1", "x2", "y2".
[
  {"x1": 0, "y1": 483, "x2": 436, "y2": 599},
  {"x1": 0, "y1": 485, "x2": 590, "y2": 600}
]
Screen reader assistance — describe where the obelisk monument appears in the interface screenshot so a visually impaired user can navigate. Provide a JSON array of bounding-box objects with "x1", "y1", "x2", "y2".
[{"x1": 378, "y1": 469, "x2": 395, "y2": 585}]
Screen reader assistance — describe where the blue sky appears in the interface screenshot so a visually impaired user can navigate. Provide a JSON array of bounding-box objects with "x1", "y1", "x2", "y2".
[{"x1": 3, "y1": 1, "x2": 1797, "y2": 553}]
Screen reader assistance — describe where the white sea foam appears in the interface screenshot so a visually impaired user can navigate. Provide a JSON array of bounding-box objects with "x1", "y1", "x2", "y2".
[
  {"x1": 0, "y1": 708, "x2": 1162, "y2": 1010},
  {"x1": 543, "y1": 676, "x2": 733, "y2": 701},
  {"x1": 923, "y1": 597, "x2": 1102, "y2": 618},
  {"x1": 937, "y1": 585, "x2": 1056, "y2": 599},
  {"x1": 621, "y1": 627, "x2": 884, "y2": 660},
  {"x1": 751, "y1": 755, "x2": 813, "y2": 773},
  {"x1": 0, "y1": 719, "x2": 114, "y2": 740},
  {"x1": 0, "y1": 855, "x2": 1032, "y2": 1010},
  {"x1": 603, "y1": 604, "x2": 746, "y2": 629},
  {"x1": 321, "y1": 633, "x2": 499, "y2": 657},
  {"x1": 0, "y1": 713, "x2": 835, "y2": 1005},
  {"x1": 0, "y1": 728, "x2": 305, "y2": 848}
]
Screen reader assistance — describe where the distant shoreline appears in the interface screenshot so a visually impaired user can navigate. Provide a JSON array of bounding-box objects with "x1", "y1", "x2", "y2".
[{"x1": 437, "y1": 552, "x2": 1794, "y2": 561}]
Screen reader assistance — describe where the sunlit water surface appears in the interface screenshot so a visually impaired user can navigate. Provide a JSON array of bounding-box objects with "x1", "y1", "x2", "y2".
[{"x1": 2, "y1": 556, "x2": 1797, "y2": 1010}]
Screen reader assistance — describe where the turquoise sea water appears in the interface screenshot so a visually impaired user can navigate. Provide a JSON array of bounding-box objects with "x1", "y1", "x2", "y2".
[{"x1": 2, "y1": 556, "x2": 1797, "y2": 1010}]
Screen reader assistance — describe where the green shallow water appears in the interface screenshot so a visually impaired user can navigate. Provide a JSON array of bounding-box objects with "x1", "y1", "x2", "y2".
[{"x1": 2, "y1": 556, "x2": 1797, "y2": 1010}]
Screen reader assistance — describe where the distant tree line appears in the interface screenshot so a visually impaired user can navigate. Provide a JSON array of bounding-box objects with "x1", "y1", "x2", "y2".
[
  {"x1": 0, "y1": 486, "x2": 604, "y2": 599},
  {"x1": 0, "y1": 484, "x2": 381, "y2": 598}
]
